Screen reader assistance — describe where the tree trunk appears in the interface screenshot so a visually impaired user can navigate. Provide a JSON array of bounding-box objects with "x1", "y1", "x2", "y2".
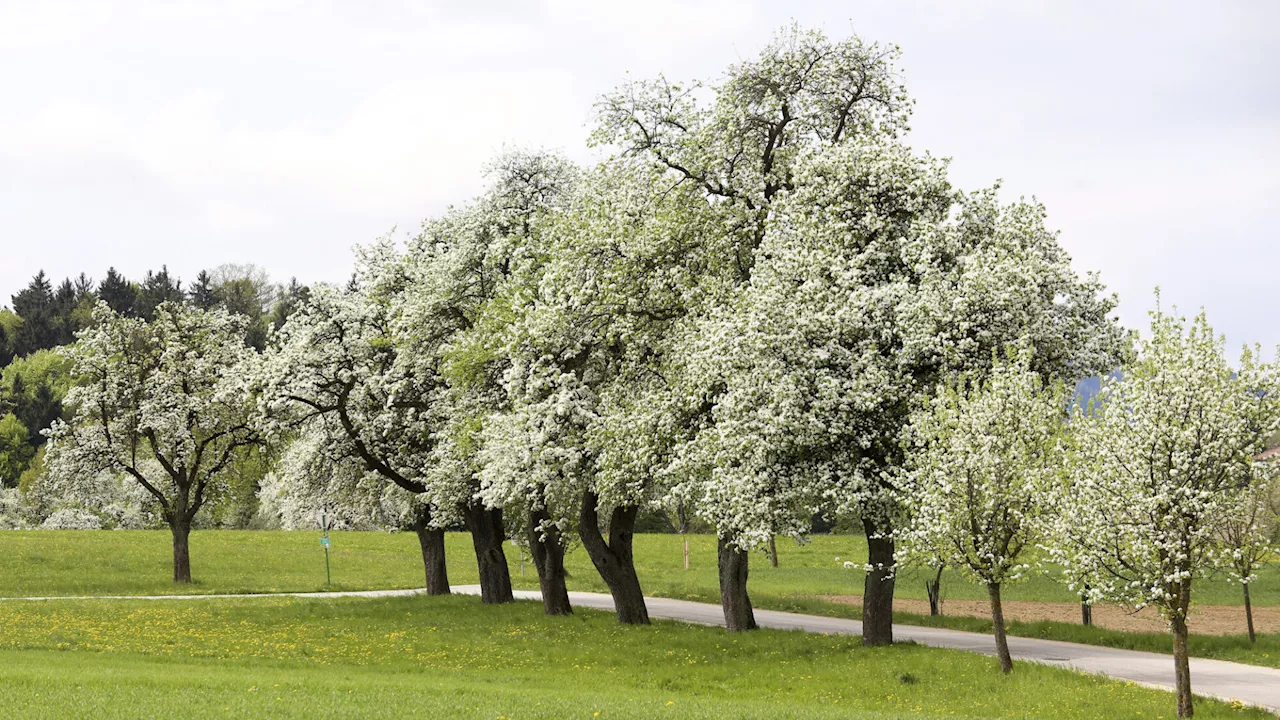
[
  {"x1": 529, "y1": 508, "x2": 572, "y2": 616},
  {"x1": 463, "y1": 503, "x2": 514, "y2": 604},
  {"x1": 413, "y1": 520, "x2": 450, "y2": 596},
  {"x1": 718, "y1": 535, "x2": 757, "y2": 631},
  {"x1": 1244, "y1": 583, "x2": 1256, "y2": 643},
  {"x1": 988, "y1": 582, "x2": 1013, "y2": 674},
  {"x1": 1172, "y1": 581, "x2": 1194, "y2": 718},
  {"x1": 1081, "y1": 596, "x2": 1092, "y2": 626},
  {"x1": 171, "y1": 519, "x2": 192, "y2": 584},
  {"x1": 768, "y1": 536, "x2": 778, "y2": 568},
  {"x1": 579, "y1": 491, "x2": 649, "y2": 624},
  {"x1": 1172, "y1": 614, "x2": 1194, "y2": 717},
  {"x1": 861, "y1": 518, "x2": 895, "y2": 646},
  {"x1": 926, "y1": 565, "x2": 943, "y2": 616}
]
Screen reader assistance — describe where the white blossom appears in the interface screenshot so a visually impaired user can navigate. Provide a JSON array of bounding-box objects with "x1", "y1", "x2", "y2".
[
  {"x1": 1046, "y1": 301, "x2": 1280, "y2": 715},
  {"x1": 40, "y1": 508, "x2": 103, "y2": 531},
  {"x1": 45, "y1": 302, "x2": 260, "y2": 536},
  {"x1": 897, "y1": 348, "x2": 1064, "y2": 587}
]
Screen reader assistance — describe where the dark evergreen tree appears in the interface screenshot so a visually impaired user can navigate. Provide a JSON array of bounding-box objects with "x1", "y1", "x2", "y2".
[
  {"x1": 137, "y1": 265, "x2": 185, "y2": 320},
  {"x1": 53, "y1": 278, "x2": 78, "y2": 344},
  {"x1": 73, "y1": 272, "x2": 95, "y2": 299},
  {"x1": 14, "y1": 382, "x2": 60, "y2": 450},
  {"x1": 189, "y1": 270, "x2": 217, "y2": 310},
  {"x1": 11, "y1": 271, "x2": 57, "y2": 356},
  {"x1": 67, "y1": 273, "x2": 98, "y2": 339},
  {"x1": 0, "y1": 375, "x2": 22, "y2": 430},
  {"x1": 97, "y1": 267, "x2": 138, "y2": 317}
]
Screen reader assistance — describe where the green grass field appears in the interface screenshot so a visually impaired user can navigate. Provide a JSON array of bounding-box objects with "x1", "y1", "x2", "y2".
[
  {"x1": 0, "y1": 594, "x2": 1269, "y2": 719},
  {"x1": 4, "y1": 530, "x2": 1275, "y2": 605},
  {"x1": 2, "y1": 530, "x2": 1275, "y2": 669}
]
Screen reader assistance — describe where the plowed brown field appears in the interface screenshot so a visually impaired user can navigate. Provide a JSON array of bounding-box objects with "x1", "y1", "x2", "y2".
[{"x1": 820, "y1": 595, "x2": 1276, "y2": 636}]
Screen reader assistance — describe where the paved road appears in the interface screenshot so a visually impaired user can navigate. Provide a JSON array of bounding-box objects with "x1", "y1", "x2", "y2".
[{"x1": 6, "y1": 585, "x2": 1278, "y2": 713}]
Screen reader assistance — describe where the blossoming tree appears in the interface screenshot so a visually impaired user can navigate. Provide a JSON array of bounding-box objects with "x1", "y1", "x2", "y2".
[
  {"x1": 406, "y1": 149, "x2": 579, "y2": 613},
  {"x1": 487, "y1": 161, "x2": 695, "y2": 624},
  {"x1": 45, "y1": 302, "x2": 260, "y2": 583},
  {"x1": 1050, "y1": 304, "x2": 1280, "y2": 718},
  {"x1": 1217, "y1": 462, "x2": 1278, "y2": 643},
  {"x1": 262, "y1": 150, "x2": 577, "y2": 607},
  {"x1": 678, "y1": 138, "x2": 1124, "y2": 636},
  {"x1": 531, "y1": 24, "x2": 915, "y2": 629},
  {"x1": 898, "y1": 349, "x2": 1065, "y2": 673},
  {"x1": 260, "y1": 428, "x2": 427, "y2": 533},
  {"x1": 259, "y1": 428, "x2": 448, "y2": 588},
  {"x1": 255, "y1": 267, "x2": 459, "y2": 597}
]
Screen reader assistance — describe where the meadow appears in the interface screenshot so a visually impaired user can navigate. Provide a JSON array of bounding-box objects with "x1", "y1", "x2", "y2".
[
  {"x1": 0, "y1": 593, "x2": 1271, "y2": 719},
  {"x1": 5, "y1": 530, "x2": 1275, "y2": 604},
  {"x1": 2, "y1": 530, "x2": 1275, "y2": 668}
]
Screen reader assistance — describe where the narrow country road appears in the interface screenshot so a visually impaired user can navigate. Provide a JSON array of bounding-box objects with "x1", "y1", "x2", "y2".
[{"x1": 5, "y1": 585, "x2": 1277, "y2": 713}]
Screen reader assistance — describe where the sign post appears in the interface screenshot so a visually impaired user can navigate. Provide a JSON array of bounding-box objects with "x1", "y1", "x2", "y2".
[{"x1": 320, "y1": 510, "x2": 332, "y2": 587}]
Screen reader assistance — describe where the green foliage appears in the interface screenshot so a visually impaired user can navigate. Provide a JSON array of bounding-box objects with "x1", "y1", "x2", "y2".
[
  {"x1": 0, "y1": 413, "x2": 33, "y2": 485},
  {"x1": 1, "y1": 347, "x2": 74, "y2": 400},
  {"x1": 0, "y1": 348, "x2": 72, "y2": 462},
  {"x1": 213, "y1": 277, "x2": 270, "y2": 349},
  {"x1": 204, "y1": 444, "x2": 275, "y2": 529},
  {"x1": 0, "y1": 308, "x2": 20, "y2": 339},
  {"x1": 270, "y1": 277, "x2": 309, "y2": 330},
  {"x1": 15, "y1": 445, "x2": 47, "y2": 522},
  {"x1": 15, "y1": 445, "x2": 43, "y2": 495},
  {"x1": 0, "y1": 308, "x2": 18, "y2": 366}
]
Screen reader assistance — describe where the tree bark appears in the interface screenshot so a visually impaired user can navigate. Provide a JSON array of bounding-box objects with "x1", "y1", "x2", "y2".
[
  {"x1": 861, "y1": 518, "x2": 895, "y2": 646},
  {"x1": 988, "y1": 582, "x2": 1013, "y2": 674},
  {"x1": 462, "y1": 503, "x2": 514, "y2": 604},
  {"x1": 718, "y1": 535, "x2": 757, "y2": 631},
  {"x1": 1081, "y1": 596, "x2": 1092, "y2": 626},
  {"x1": 171, "y1": 519, "x2": 192, "y2": 584},
  {"x1": 579, "y1": 491, "x2": 649, "y2": 624},
  {"x1": 1172, "y1": 614, "x2": 1194, "y2": 717},
  {"x1": 1244, "y1": 583, "x2": 1256, "y2": 643},
  {"x1": 413, "y1": 520, "x2": 450, "y2": 596},
  {"x1": 529, "y1": 508, "x2": 572, "y2": 616},
  {"x1": 768, "y1": 536, "x2": 778, "y2": 568},
  {"x1": 1172, "y1": 581, "x2": 1194, "y2": 718},
  {"x1": 926, "y1": 565, "x2": 943, "y2": 617}
]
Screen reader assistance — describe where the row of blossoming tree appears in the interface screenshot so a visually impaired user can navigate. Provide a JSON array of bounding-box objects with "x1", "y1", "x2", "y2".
[{"x1": 40, "y1": 25, "x2": 1277, "y2": 718}]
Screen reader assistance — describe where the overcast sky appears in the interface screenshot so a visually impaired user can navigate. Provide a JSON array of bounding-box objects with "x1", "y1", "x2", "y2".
[{"x1": 2, "y1": 1, "x2": 1276, "y2": 353}]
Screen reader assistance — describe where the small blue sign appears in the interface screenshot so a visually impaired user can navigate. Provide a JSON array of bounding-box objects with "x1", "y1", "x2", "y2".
[{"x1": 320, "y1": 537, "x2": 331, "y2": 548}]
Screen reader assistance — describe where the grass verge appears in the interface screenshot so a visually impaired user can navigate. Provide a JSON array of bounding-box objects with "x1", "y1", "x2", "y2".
[{"x1": 0, "y1": 594, "x2": 1269, "y2": 719}]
